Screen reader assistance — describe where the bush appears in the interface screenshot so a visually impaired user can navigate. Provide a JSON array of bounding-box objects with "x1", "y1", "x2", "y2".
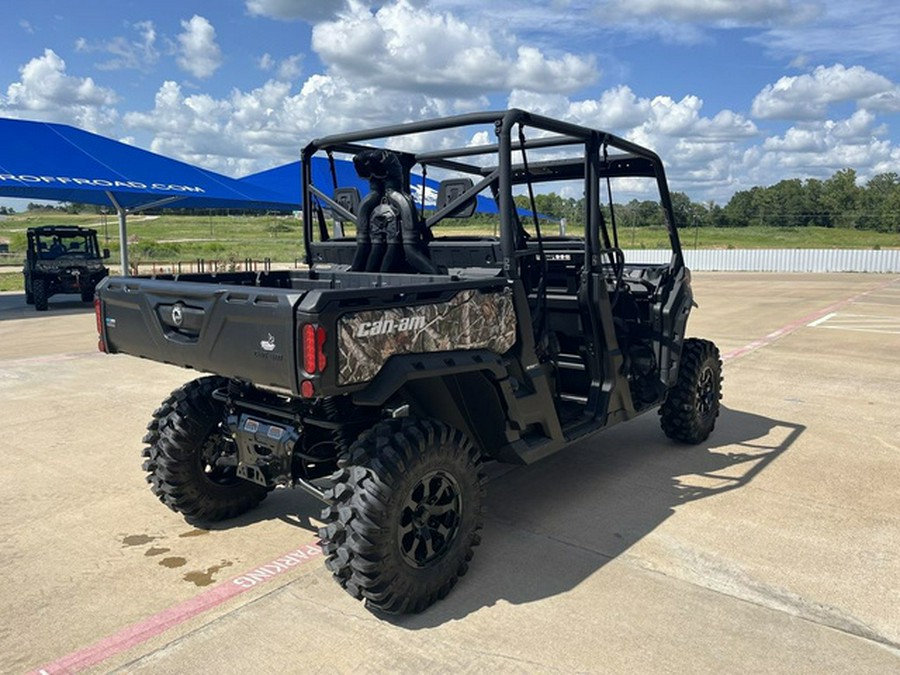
[
  {"x1": 130, "y1": 240, "x2": 183, "y2": 259},
  {"x1": 265, "y1": 220, "x2": 295, "y2": 233},
  {"x1": 195, "y1": 242, "x2": 228, "y2": 257}
]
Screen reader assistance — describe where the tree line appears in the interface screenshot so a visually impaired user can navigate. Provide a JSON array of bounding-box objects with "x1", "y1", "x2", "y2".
[{"x1": 514, "y1": 169, "x2": 900, "y2": 232}]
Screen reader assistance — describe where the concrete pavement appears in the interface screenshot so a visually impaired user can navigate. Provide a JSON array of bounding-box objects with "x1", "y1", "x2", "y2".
[{"x1": 1, "y1": 273, "x2": 898, "y2": 673}]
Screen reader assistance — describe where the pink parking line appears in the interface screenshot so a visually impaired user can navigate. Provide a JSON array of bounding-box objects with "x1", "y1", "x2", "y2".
[
  {"x1": 722, "y1": 276, "x2": 899, "y2": 362},
  {"x1": 28, "y1": 276, "x2": 899, "y2": 674},
  {"x1": 30, "y1": 544, "x2": 322, "y2": 674}
]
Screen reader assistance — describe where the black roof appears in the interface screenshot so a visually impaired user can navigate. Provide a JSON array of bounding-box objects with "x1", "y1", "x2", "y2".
[{"x1": 28, "y1": 225, "x2": 98, "y2": 236}]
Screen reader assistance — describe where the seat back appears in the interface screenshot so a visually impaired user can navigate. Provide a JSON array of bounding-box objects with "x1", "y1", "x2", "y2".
[
  {"x1": 436, "y1": 178, "x2": 477, "y2": 218},
  {"x1": 350, "y1": 150, "x2": 438, "y2": 274}
]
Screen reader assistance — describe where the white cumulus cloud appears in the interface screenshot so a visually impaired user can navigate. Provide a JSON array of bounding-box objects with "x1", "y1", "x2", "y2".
[
  {"x1": 1, "y1": 49, "x2": 118, "y2": 130},
  {"x1": 750, "y1": 110, "x2": 894, "y2": 182},
  {"x1": 311, "y1": 0, "x2": 597, "y2": 96},
  {"x1": 860, "y1": 88, "x2": 900, "y2": 114},
  {"x1": 121, "y1": 75, "x2": 471, "y2": 175},
  {"x1": 751, "y1": 64, "x2": 894, "y2": 120},
  {"x1": 176, "y1": 15, "x2": 223, "y2": 79},
  {"x1": 506, "y1": 86, "x2": 759, "y2": 198}
]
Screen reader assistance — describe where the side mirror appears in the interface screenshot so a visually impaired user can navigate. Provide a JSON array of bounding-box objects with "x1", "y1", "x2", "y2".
[{"x1": 103, "y1": 249, "x2": 110, "y2": 259}]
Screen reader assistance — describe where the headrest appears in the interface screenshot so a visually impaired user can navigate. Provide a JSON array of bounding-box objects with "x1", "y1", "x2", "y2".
[{"x1": 353, "y1": 149, "x2": 403, "y2": 191}]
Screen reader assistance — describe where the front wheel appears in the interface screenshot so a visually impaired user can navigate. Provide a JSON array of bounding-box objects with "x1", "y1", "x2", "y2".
[
  {"x1": 142, "y1": 376, "x2": 268, "y2": 522},
  {"x1": 33, "y1": 278, "x2": 48, "y2": 311},
  {"x1": 660, "y1": 338, "x2": 723, "y2": 444},
  {"x1": 319, "y1": 417, "x2": 485, "y2": 614}
]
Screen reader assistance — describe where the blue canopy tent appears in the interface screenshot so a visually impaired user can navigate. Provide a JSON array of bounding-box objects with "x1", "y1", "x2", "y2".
[
  {"x1": 239, "y1": 157, "x2": 364, "y2": 203},
  {"x1": 0, "y1": 118, "x2": 297, "y2": 274},
  {"x1": 239, "y1": 159, "x2": 501, "y2": 216}
]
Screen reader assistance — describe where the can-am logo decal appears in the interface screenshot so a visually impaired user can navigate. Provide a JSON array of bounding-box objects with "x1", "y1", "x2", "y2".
[
  {"x1": 355, "y1": 315, "x2": 426, "y2": 338},
  {"x1": 337, "y1": 287, "x2": 517, "y2": 386}
]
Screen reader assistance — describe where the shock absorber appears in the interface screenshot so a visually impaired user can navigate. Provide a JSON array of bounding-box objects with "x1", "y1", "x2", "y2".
[{"x1": 322, "y1": 396, "x2": 350, "y2": 454}]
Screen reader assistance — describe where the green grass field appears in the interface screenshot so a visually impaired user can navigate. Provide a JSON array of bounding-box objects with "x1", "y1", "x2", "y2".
[
  {"x1": 0, "y1": 212, "x2": 308, "y2": 265},
  {"x1": 0, "y1": 272, "x2": 22, "y2": 292},
  {"x1": 1, "y1": 212, "x2": 898, "y2": 292}
]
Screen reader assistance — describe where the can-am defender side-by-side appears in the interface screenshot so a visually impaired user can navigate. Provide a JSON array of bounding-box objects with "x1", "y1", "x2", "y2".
[
  {"x1": 24, "y1": 225, "x2": 110, "y2": 310},
  {"x1": 94, "y1": 110, "x2": 722, "y2": 614}
]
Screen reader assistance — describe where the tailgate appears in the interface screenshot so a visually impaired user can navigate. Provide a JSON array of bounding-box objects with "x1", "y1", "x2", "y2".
[{"x1": 98, "y1": 277, "x2": 305, "y2": 391}]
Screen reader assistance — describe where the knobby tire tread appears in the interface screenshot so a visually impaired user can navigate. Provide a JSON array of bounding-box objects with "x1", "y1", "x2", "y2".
[
  {"x1": 142, "y1": 376, "x2": 267, "y2": 523},
  {"x1": 659, "y1": 338, "x2": 723, "y2": 444},
  {"x1": 33, "y1": 278, "x2": 48, "y2": 311},
  {"x1": 319, "y1": 417, "x2": 485, "y2": 614}
]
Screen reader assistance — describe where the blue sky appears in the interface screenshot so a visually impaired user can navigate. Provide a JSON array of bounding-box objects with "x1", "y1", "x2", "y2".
[{"x1": 1, "y1": 0, "x2": 898, "y2": 206}]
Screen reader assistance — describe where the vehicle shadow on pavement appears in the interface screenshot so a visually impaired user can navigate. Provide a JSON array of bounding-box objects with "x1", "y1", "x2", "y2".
[
  {"x1": 0, "y1": 292, "x2": 95, "y2": 320},
  {"x1": 188, "y1": 403, "x2": 803, "y2": 624},
  {"x1": 389, "y1": 404, "x2": 804, "y2": 628}
]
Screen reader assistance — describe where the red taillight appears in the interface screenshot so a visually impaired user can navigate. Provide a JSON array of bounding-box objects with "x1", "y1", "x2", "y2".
[
  {"x1": 94, "y1": 298, "x2": 107, "y2": 353},
  {"x1": 300, "y1": 379, "x2": 315, "y2": 398},
  {"x1": 301, "y1": 323, "x2": 327, "y2": 374},
  {"x1": 302, "y1": 324, "x2": 316, "y2": 373}
]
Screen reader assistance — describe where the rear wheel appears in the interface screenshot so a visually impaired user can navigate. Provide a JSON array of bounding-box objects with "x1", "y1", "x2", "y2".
[
  {"x1": 660, "y1": 338, "x2": 722, "y2": 444},
  {"x1": 33, "y1": 278, "x2": 48, "y2": 311},
  {"x1": 142, "y1": 376, "x2": 268, "y2": 522},
  {"x1": 319, "y1": 417, "x2": 485, "y2": 614}
]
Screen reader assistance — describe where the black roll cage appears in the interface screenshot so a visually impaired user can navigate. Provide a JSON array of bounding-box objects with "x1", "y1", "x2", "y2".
[
  {"x1": 300, "y1": 109, "x2": 684, "y2": 279},
  {"x1": 26, "y1": 225, "x2": 103, "y2": 261}
]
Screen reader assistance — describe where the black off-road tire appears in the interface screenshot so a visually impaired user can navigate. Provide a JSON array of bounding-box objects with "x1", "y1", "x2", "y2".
[
  {"x1": 33, "y1": 278, "x2": 48, "y2": 311},
  {"x1": 319, "y1": 417, "x2": 485, "y2": 615},
  {"x1": 141, "y1": 376, "x2": 267, "y2": 522},
  {"x1": 660, "y1": 338, "x2": 723, "y2": 444},
  {"x1": 81, "y1": 288, "x2": 95, "y2": 303}
]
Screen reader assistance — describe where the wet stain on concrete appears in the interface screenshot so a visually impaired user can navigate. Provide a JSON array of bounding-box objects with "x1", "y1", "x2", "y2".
[
  {"x1": 183, "y1": 561, "x2": 233, "y2": 587},
  {"x1": 145, "y1": 546, "x2": 170, "y2": 557},
  {"x1": 160, "y1": 556, "x2": 188, "y2": 569},
  {"x1": 179, "y1": 529, "x2": 210, "y2": 539},
  {"x1": 121, "y1": 534, "x2": 158, "y2": 547}
]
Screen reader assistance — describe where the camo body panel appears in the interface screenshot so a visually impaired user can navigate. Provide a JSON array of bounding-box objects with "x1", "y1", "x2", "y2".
[{"x1": 337, "y1": 287, "x2": 516, "y2": 385}]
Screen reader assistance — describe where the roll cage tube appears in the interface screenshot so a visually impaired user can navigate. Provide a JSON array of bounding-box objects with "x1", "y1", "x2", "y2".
[{"x1": 300, "y1": 109, "x2": 685, "y2": 274}]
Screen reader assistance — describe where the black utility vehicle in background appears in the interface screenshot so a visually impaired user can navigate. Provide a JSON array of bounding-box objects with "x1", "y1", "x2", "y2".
[
  {"x1": 95, "y1": 110, "x2": 722, "y2": 614},
  {"x1": 24, "y1": 225, "x2": 109, "y2": 310}
]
